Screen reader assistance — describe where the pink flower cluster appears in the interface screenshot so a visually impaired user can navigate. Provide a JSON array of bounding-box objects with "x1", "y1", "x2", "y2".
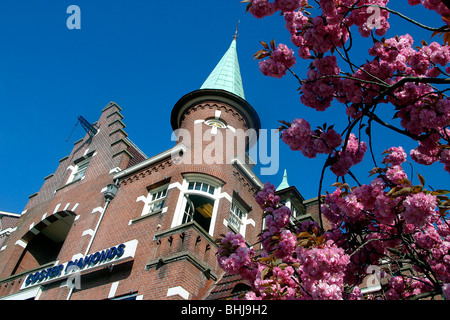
[
  {"x1": 364, "y1": 35, "x2": 450, "y2": 171},
  {"x1": 382, "y1": 236, "x2": 444, "y2": 293},
  {"x1": 284, "y1": 10, "x2": 309, "y2": 53},
  {"x1": 301, "y1": 56, "x2": 343, "y2": 111},
  {"x1": 322, "y1": 177, "x2": 386, "y2": 228},
  {"x1": 383, "y1": 146, "x2": 407, "y2": 166},
  {"x1": 297, "y1": 240, "x2": 350, "y2": 300},
  {"x1": 414, "y1": 224, "x2": 442, "y2": 250},
  {"x1": 248, "y1": 0, "x2": 277, "y2": 19},
  {"x1": 282, "y1": 0, "x2": 390, "y2": 59},
  {"x1": 281, "y1": 118, "x2": 342, "y2": 158},
  {"x1": 443, "y1": 284, "x2": 450, "y2": 300},
  {"x1": 259, "y1": 43, "x2": 296, "y2": 78},
  {"x1": 218, "y1": 183, "x2": 357, "y2": 300},
  {"x1": 343, "y1": 34, "x2": 446, "y2": 119},
  {"x1": 385, "y1": 276, "x2": 434, "y2": 300},
  {"x1": 302, "y1": 14, "x2": 350, "y2": 56},
  {"x1": 410, "y1": 132, "x2": 450, "y2": 173},
  {"x1": 255, "y1": 181, "x2": 280, "y2": 209},
  {"x1": 250, "y1": 264, "x2": 299, "y2": 300},
  {"x1": 248, "y1": 0, "x2": 303, "y2": 19},
  {"x1": 273, "y1": 230, "x2": 297, "y2": 259},
  {"x1": 402, "y1": 192, "x2": 438, "y2": 227},
  {"x1": 330, "y1": 133, "x2": 368, "y2": 176},
  {"x1": 429, "y1": 238, "x2": 450, "y2": 284},
  {"x1": 217, "y1": 232, "x2": 254, "y2": 276},
  {"x1": 441, "y1": 149, "x2": 450, "y2": 173},
  {"x1": 255, "y1": 183, "x2": 294, "y2": 257},
  {"x1": 383, "y1": 148, "x2": 409, "y2": 186},
  {"x1": 323, "y1": 148, "x2": 440, "y2": 229},
  {"x1": 345, "y1": 0, "x2": 390, "y2": 38},
  {"x1": 320, "y1": 148, "x2": 450, "y2": 299},
  {"x1": 386, "y1": 165, "x2": 408, "y2": 186},
  {"x1": 280, "y1": 123, "x2": 367, "y2": 179}
]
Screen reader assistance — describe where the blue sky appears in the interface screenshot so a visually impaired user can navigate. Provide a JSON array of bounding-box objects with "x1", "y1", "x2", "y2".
[{"x1": 0, "y1": 1, "x2": 448, "y2": 214}]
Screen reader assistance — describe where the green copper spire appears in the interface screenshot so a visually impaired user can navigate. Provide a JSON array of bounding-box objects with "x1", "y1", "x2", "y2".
[
  {"x1": 200, "y1": 31, "x2": 245, "y2": 99},
  {"x1": 276, "y1": 170, "x2": 290, "y2": 191}
]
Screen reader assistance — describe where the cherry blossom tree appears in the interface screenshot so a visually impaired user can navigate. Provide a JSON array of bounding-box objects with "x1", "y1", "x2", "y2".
[{"x1": 217, "y1": 0, "x2": 450, "y2": 300}]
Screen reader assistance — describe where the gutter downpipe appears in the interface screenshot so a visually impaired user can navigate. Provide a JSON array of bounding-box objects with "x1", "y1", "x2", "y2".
[{"x1": 66, "y1": 180, "x2": 119, "y2": 300}]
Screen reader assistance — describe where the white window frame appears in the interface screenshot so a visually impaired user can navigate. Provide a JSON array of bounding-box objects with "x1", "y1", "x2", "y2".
[
  {"x1": 187, "y1": 181, "x2": 216, "y2": 195},
  {"x1": 171, "y1": 174, "x2": 223, "y2": 236},
  {"x1": 229, "y1": 201, "x2": 247, "y2": 235},
  {"x1": 67, "y1": 157, "x2": 91, "y2": 184},
  {"x1": 287, "y1": 200, "x2": 301, "y2": 218},
  {"x1": 143, "y1": 184, "x2": 169, "y2": 216}
]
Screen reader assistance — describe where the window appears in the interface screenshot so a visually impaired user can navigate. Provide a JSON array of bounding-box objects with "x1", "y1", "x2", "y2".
[
  {"x1": 143, "y1": 185, "x2": 168, "y2": 216},
  {"x1": 72, "y1": 158, "x2": 90, "y2": 181},
  {"x1": 291, "y1": 204, "x2": 299, "y2": 219},
  {"x1": 205, "y1": 118, "x2": 226, "y2": 128},
  {"x1": 173, "y1": 174, "x2": 223, "y2": 235},
  {"x1": 229, "y1": 202, "x2": 247, "y2": 234},
  {"x1": 181, "y1": 193, "x2": 215, "y2": 232},
  {"x1": 187, "y1": 181, "x2": 215, "y2": 195},
  {"x1": 148, "y1": 186, "x2": 167, "y2": 213},
  {"x1": 67, "y1": 155, "x2": 92, "y2": 184}
]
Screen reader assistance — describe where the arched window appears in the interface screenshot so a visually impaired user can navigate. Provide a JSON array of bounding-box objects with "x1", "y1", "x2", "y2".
[{"x1": 172, "y1": 174, "x2": 223, "y2": 235}]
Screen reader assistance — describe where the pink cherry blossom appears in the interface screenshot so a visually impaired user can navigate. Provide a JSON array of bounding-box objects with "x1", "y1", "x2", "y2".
[
  {"x1": 330, "y1": 134, "x2": 368, "y2": 176},
  {"x1": 383, "y1": 146, "x2": 407, "y2": 166},
  {"x1": 281, "y1": 118, "x2": 342, "y2": 158},
  {"x1": 248, "y1": 0, "x2": 277, "y2": 19},
  {"x1": 274, "y1": 0, "x2": 302, "y2": 12},
  {"x1": 414, "y1": 224, "x2": 442, "y2": 250},
  {"x1": 402, "y1": 192, "x2": 438, "y2": 227},
  {"x1": 386, "y1": 165, "x2": 408, "y2": 186},
  {"x1": 255, "y1": 181, "x2": 280, "y2": 209},
  {"x1": 259, "y1": 43, "x2": 296, "y2": 78}
]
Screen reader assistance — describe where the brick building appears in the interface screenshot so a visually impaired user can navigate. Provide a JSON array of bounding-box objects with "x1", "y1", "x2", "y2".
[
  {"x1": 0, "y1": 35, "x2": 318, "y2": 300},
  {"x1": 0, "y1": 211, "x2": 20, "y2": 249}
]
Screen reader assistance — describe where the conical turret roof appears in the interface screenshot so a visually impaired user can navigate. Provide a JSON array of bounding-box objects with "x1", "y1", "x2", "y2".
[{"x1": 200, "y1": 37, "x2": 245, "y2": 99}]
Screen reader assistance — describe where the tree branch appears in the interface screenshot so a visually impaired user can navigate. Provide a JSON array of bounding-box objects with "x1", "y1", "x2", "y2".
[
  {"x1": 349, "y1": 5, "x2": 450, "y2": 32},
  {"x1": 364, "y1": 110, "x2": 421, "y2": 140}
]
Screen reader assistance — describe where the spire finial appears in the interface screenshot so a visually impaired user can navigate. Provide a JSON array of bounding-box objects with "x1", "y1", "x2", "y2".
[
  {"x1": 233, "y1": 20, "x2": 240, "y2": 40},
  {"x1": 276, "y1": 169, "x2": 290, "y2": 191}
]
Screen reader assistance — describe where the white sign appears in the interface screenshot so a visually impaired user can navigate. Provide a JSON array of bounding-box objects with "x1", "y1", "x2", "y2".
[{"x1": 21, "y1": 239, "x2": 138, "y2": 290}]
